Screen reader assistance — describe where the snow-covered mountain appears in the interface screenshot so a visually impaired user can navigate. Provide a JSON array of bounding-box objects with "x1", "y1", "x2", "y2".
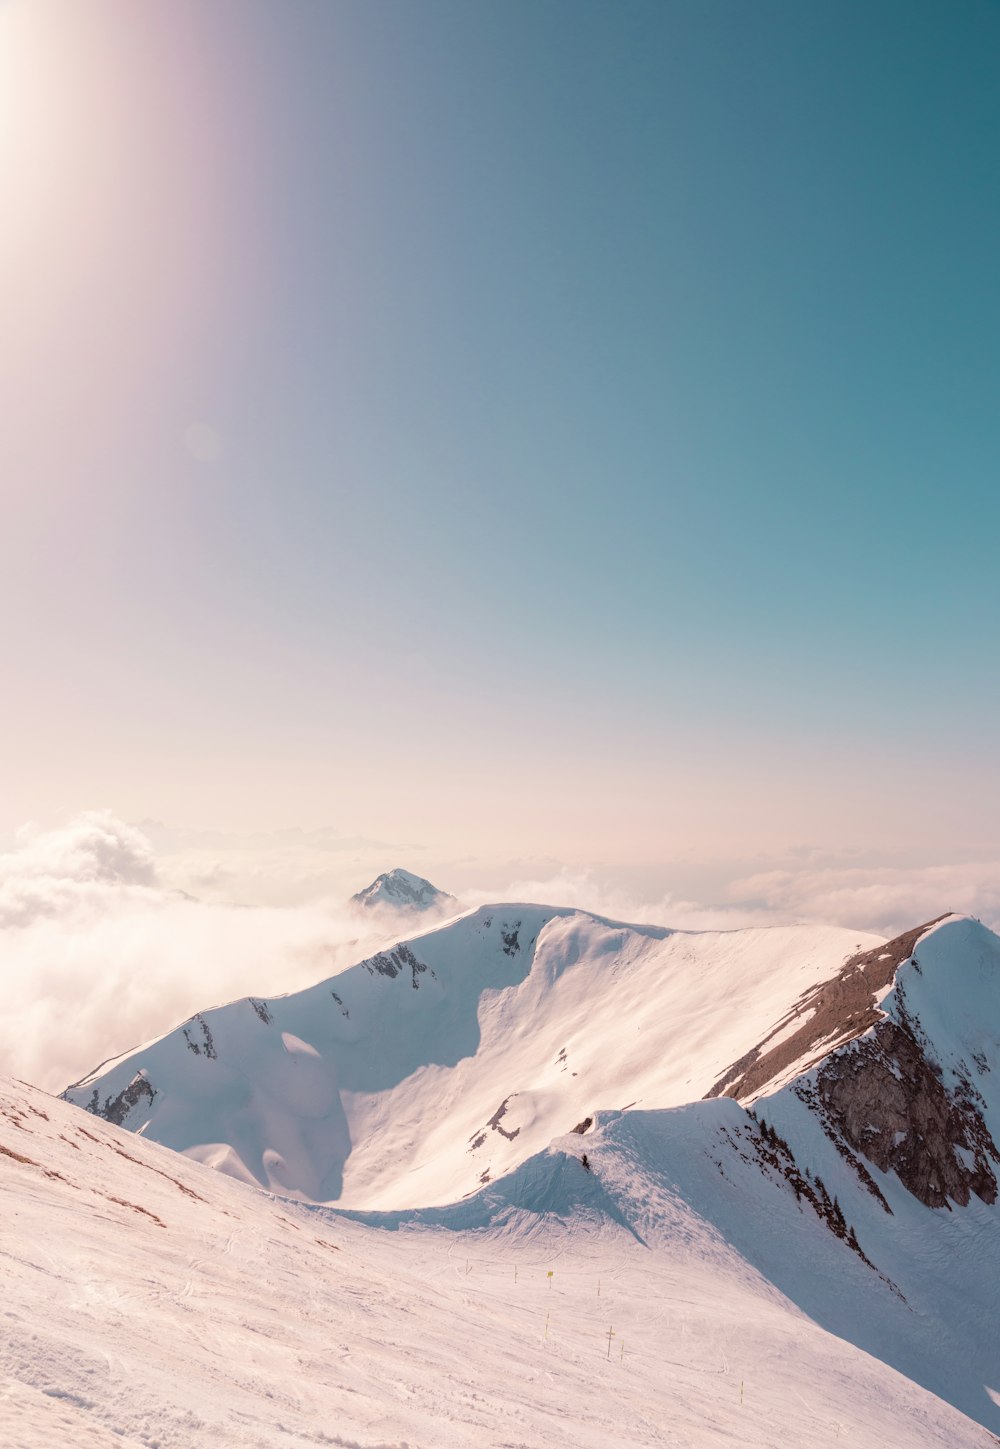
[
  {"x1": 62, "y1": 905, "x2": 879, "y2": 1206},
  {"x1": 16, "y1": 907, "x2": 1000, "y2": 1442},
  {"x1": 348, "y1": 865, "x2": 458, "y2": 914}
]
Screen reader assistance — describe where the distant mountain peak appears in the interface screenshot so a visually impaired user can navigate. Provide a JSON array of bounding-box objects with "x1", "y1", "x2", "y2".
[{"x1": 349, "y1": 867, "x2": 456, "y2": 913}]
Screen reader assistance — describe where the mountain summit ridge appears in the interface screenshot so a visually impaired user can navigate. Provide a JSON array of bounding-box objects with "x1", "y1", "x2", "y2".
[
  {"x1": 349, "y1": 866, "x2": 458, "y2": 913},
  {"x1": 62, "y1": 905, "x2": 881, "y2": 1206}
]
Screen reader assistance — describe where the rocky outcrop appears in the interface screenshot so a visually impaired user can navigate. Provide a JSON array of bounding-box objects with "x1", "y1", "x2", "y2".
[
  {"x1": 708, "y1": 913, "x2": 1000, "y2": 1211},
  {"x1": 361, "y1": 942, "x2": 431, "y2": 989},
  {"x1": 803, "y1": 981, "x2": 1000, "y2": 1210},
  {"x1": 706, "y1": 916, "x2": 951, "y2": 1103},
  {"x1": 78, "y1": 1072, "x2": 156, "y2": 1128},
  {"x1": 182, "y1": 1013, "x2": 216, "y2": 1059}
]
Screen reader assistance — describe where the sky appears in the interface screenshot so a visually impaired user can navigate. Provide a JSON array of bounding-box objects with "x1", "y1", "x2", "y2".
[{"x1": 2, "y1": 0, "x2": 1000, "y2": 1026}]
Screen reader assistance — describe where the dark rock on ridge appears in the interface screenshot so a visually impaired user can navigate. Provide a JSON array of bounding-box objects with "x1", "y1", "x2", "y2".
[
  {"x1": 82, "y1": 1072, "x2": 156, "y2": 1127},
  {"x1": 808, "y1": 979, "x2": 1000, "y2": 1210},
  {"x1": 706, "y1": 916, "x2": 951, "y2": 1103}
]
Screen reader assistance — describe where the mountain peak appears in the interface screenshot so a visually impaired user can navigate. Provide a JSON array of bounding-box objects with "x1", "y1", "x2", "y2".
[{"x1": 349, "y1": 867, "x2": 456, "y2": 913}]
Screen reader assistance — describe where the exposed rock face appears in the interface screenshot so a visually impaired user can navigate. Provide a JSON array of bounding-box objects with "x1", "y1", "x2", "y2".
[
  {"x1": 468, "y1": 1095, "x2": 522, "y2": 1155},
  {"x1": 720, "y1": 914, "x2": 1000, "y2": 1213},
  {"x1": 706, "y1": 916, "x2": 951, "y2": 1103},
  {"x1": 806, "y1": 983, "x2": 1000, "y2": 1210},
  {"x1": 723, "y1": 1113, "x2": 897, "y2": 1285},
  {"x1": 80, "y1": 1072, "x2": 156, "y2": 1128},
  {"x1": 182, "y1": 1013, "x2": 216, "y2": 1059},
  {"x1": 361, "y1": 942, "x2": 431, "y2": 989},
  {"x1": 501, "y1": 924, "x2": 520, "y2": 957}
]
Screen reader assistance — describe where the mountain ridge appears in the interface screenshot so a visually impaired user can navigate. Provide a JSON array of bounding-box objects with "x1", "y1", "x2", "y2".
[
  {"x1": 19, "y1": 906, "x2": 1000, "y2": 1442},
  {"x1": 349, "y1": 866, "x2": 458, "y2": 914},
  {"x1": 62, "y1": 903, "x2": 881, "y2": 1205}
]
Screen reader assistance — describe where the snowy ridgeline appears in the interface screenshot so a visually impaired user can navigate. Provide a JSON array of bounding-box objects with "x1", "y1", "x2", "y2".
[
  {"x1": 34, "y1": 906, "x2": 1000, "y2": 1444},
  {"x1": 63, "y1": 904, "x2": 880, "y2": 1207}
]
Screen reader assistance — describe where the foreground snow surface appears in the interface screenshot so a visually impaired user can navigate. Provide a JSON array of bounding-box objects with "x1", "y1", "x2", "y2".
[{"x1": 2, "y1": 1077, "x2": 995, "y2": 1449}]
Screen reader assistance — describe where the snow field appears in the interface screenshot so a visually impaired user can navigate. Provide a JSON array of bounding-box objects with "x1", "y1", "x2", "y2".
[{"x1": 3, "y1": 1076, "x2": 995, "y2": 1448}]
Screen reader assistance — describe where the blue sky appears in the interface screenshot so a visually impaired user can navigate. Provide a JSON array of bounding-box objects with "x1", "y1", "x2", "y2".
[{"x1": 2, "y1": 0, "x2": 999, "y2": 887}]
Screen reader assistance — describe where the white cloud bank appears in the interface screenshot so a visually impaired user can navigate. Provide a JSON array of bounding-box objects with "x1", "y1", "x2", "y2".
[
  {"x1": 0, "y1": 813, "x2": 395, "y2": 1094},
  {"x1": 0, "y1": 812, "x2": 996, "y2": 1095},
  {"x1": 467, "y1": 859, "x2": 1000, "y2": 940},
  {"x1": 0, "y1": 811, "x2": 156, "y2": 926},
  {"x1": 725, "y1": 862, "x2": 1000, "y2": 938}
]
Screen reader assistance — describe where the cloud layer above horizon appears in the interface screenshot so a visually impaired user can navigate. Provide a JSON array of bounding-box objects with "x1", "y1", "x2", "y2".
[{"x1": 2, "y1": 811, "x2": 998, "y2": 1096}]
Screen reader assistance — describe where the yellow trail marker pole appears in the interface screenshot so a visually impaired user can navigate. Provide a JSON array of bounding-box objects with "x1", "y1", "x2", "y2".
[
  {"x1": 606, "y1": 1325, "x2": 616, "y2": 1360},
  {"x1": 547, "y1": 1270, "x2": 553, "y2": 1288}
]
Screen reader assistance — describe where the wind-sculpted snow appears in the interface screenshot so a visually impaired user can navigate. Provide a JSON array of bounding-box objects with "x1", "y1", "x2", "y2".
[
  {"x1": 64, "y1": 905, "x2": 563, "y2": 1201},
  {"x1": 2, "y1": 1075, "x2": 997, "y2": 1448},
  {"x1": 62, "y1": 907, "x2": 878, "y2": 1206}
]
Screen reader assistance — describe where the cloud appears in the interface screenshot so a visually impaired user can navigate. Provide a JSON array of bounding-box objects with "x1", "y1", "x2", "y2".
[
  {"x1": 0, "y1": 814, "x2": 408, "y2": 1095},
  {"x1": 461, "y1": 867, "x2": 778, "y2": 932},
  {"x1": 467, "y1": 859, "x2": 1000, "y2": 939},
  {"x1": 0, "y1": 810, "x2": 157, "y2": 927},
  {"x1": 726, "y1": 862, "x2": 1000, "y2": 937},
  {"x1": 142, "y1": 822, "x2": 425, "y2": 909}
]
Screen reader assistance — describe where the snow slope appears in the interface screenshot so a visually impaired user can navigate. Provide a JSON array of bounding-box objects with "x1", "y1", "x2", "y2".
[
  {"x1": 725, "y1": 915, "x2": 1000, "y2": 1433},
  {"x1": 63, "y1": 906, "x2": 880, "y2": 1207},
  {"x1": 3, "y1": 1074, "x2": 996, "y2": 1449}
]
